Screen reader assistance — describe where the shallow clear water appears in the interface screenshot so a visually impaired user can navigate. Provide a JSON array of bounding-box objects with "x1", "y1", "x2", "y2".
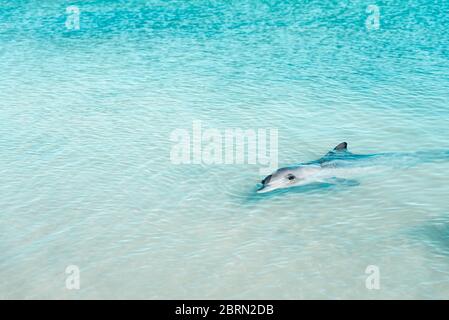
[{"x1": 1, "y1": 1, "x2": 449, "y2": 299}]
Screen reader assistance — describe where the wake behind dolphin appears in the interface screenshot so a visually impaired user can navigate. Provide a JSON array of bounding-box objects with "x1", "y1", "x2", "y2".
[{"x1": 257, "y1": 142, "x2": 449, "y2": 193}]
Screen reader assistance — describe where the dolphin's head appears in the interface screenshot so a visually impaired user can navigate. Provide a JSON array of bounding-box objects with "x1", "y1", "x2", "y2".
[{"x1": 257, "y1": 167, "x2": 305, "y2": 193}]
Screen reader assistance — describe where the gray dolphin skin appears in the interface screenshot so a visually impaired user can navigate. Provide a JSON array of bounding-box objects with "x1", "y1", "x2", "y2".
[{"x1": 257, "y1": 142, "x2": 449, "y2": 193}]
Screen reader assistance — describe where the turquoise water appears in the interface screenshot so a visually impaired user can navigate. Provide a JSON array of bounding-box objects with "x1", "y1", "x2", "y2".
[{"x1": 1, "y1": 0, "x2": 449, "y2": 299}]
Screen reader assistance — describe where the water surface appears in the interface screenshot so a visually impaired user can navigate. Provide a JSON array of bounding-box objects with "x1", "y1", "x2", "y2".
[{"x1": 1, "y1": 0, "x2": 449, "y2": 299}]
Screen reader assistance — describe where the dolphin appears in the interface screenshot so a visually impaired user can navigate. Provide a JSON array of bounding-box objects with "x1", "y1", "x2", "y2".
[{"x1": 257, "y1": 142, "x2": 449, "y2": 193}]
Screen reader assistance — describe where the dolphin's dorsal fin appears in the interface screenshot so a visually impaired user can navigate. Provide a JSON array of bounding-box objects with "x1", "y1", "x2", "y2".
[
  {"x1": 313, "y1": 142, "x2": 350, "y2": 166},
  {"x1": 333, "y1": 142, "x2": 348, "y2": 152}
]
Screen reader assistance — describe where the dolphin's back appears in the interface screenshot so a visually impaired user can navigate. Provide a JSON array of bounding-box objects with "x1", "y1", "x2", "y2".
[
  {"x1": 296, "y1": 142, "x2": 449, "y2": 171},
  {"x1": 305, "y1": 142, "x2": 377, "y2": 166},
  {"x1": 316, "y1": 149, "x2": 449, "y2": 168}
]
